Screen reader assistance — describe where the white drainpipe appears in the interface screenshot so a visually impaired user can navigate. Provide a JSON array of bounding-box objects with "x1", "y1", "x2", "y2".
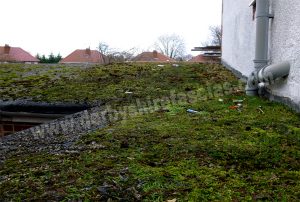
[{"x1": 246, "y1": 0, "x2": 290, "y2": 96}]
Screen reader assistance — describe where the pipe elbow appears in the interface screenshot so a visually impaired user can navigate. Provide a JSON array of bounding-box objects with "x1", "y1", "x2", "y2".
[
  {"x1": 246, "y1": 61, "x2": 291, "y2": 96},
  {"x1": 246, "y1": 71, "x2": 259, "y2": 96},
  {"x1": 258, "y1": 61, "x2": 290, "y2": 84}
]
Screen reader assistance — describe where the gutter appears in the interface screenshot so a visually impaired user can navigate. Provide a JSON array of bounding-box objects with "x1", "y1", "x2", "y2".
[
  {"x1": 0, "y1": 101, "x2": 91, "y2": 114},
  {"x1": 0, "y1": 111, "x2": 65, "y2": 123},
  {"x1": 0, "y1": 101, "x2": 91, "y2": 124},
  {"x1": 246, "y1": 0, "x2": 290, "y2": 96}
]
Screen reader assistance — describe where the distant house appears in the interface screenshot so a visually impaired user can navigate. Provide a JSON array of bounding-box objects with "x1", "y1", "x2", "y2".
[
  {"x1": 132, "y1": 51, "x2": 176, "y2": 62},
  {"x1": 190, "y1": 46, "x2": 221, "y2": 63},
  {"x1": 0, "y1": 44, "x2": 39, "y2": 64},
  {"x1": 189, "y1": 54, "x2": 219, "y2": 63},
  {"x1": 60, "y1": 48, "x2": 106, "y2": 64},
  {"x1": 189, "y1": 55, "x2": 209, "y2": 63}
]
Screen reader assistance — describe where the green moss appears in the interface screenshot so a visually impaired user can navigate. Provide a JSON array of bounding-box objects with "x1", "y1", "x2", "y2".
[
  {"x1": 0, "y1": 63, "x2": 237, "y2": 104},
  {"x1": 1, "y1": 63, "x2": 300, "y2": 201}
]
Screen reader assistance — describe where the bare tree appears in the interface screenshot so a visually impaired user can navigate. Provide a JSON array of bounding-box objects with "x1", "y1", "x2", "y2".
[
  {"x1": 154, "y1": 34, "x2": 186, "y2": 59},
  {"x1": 120, "y1": 47, "x2": 139, "y2": 62},
  {"x1": 182, "y1": 54, "x2": 193, "y2": 61},
  {"x1": 209, "y1": 26, "x2": 222, "y2": 46},
  {"x1": 98, "y1": 42, "x2": 139, "y2": 63},
  {"x1": 98, "y1": 42, "x2": 110, "y2": 64},
  {"x1": 98, "y1": 42, "x2": 109, "y2": 55},
  {"x1": 203, "y1": 26, "x2": 222, "y2": 46},
  {"x1": 98, "y1": 42, "x2": 123, "y2": 64}
]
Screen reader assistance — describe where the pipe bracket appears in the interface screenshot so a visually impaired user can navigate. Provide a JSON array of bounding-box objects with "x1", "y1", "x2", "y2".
[{"x1": 256, "y1": 13, "x2": 274, "y2": 18}]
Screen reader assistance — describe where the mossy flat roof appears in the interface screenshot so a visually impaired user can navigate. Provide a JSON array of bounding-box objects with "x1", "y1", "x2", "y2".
[
  {"x1": 1, "y1": 63, "x2": 300, "y2": 201},
  {"x1": 0, "y1": 63, "x2": 238, "y2": 105}
]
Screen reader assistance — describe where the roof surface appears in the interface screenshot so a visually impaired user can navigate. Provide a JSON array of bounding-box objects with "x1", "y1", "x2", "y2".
[
  {"x1": 189, "y1": 54, "x2": 210, "y2": 62},
  {"x1": 132, "y1": 51, "x2": 176, "y2": 62},
  {"x1": 0, "y1": 46, "x2": 39, "y2": 62},
  {"x1": 60, "y1": 49, "x2": 105, "y2": 64}
]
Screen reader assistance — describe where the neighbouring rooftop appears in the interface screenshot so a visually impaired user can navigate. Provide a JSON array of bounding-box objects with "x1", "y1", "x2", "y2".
[
  {"x1": 0, "y1": 44, "x2": 39, "y2": 63},
  {"x1": 132, "y1": 51, "x2": 176, "y2": 62},
  {"x1": 60, "y1": 48, "x2": 106, "y2": 64}
]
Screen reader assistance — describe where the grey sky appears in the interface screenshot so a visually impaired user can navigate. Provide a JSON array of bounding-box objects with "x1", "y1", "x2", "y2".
[{"x1": 1, "y1": 0, "x2": 222, "y2": 57}]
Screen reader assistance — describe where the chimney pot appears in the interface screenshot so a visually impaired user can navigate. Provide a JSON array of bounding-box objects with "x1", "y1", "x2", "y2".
[
  {"x1": 153, "y1": 50, "x2": 158, "y2": 58},
  {"x1": 85, "y1": 48, "x2": 91, "y2": 55},
  {"x1": 4, "y1": 44, "x2": 10, "y2": 54}
]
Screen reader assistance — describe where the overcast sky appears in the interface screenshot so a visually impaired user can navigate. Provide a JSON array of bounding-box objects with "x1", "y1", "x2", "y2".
[{"x1": 1, "y1": 0, "x2": 222, "y2": 57}]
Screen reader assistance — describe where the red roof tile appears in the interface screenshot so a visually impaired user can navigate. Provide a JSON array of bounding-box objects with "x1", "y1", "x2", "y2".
[
  {"x1": 0, "y1": 45, "x2": 39, "y2": 63},
  {"x1": 189, "y1": 54, "x2": 220, "y2": 63},
  {"x1": 132, "y1": 51, "x2": 176, "y2": 62},
  {"x1": 60, "y1": 49, "x2": 105, "y2": 64},
  {"x1": 189, "y1": 55, "x2": 208, "y2": 63}
]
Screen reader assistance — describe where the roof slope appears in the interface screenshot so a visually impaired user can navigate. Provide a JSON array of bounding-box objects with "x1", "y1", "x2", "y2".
[
  {"x1": 60, "y1": 49, "x2": 105, "y2": 64},
  {"x1": 189, "y1": 54, "x2": 220, "y2": 63},
  {"x1": 0, "y1": 45, "x2": 39, "y2": 63},
  {"x1": 1, "y1": 63, "x2": 300, "y2": 201},
  {"x1": 132, "y1": 51, "x2": 176, "y2": 62},
  {"x1": 189, "y1": 55, "x2": 208, "y2": 63}
]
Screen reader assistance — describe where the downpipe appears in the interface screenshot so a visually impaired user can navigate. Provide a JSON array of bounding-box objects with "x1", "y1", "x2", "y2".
[{"x1": 246, "y1": 0, "x2": 290, "y2": 96}]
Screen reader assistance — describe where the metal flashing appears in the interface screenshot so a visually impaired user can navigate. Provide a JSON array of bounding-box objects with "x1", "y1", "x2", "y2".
[{"x1": 249, "y1": 0, "x2": 256, "y2": 7}]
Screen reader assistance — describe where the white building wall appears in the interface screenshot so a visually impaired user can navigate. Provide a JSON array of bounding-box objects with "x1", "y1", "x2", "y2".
[
  {"x1": 269, "y1": 0, "x2": 300, "y2": 104},
  {"x1": 222, "y1": 0, "x2": 300, "y2": 109},
  {"x1": 222, "y1": 0, "x2": 256, "y2": 77}
]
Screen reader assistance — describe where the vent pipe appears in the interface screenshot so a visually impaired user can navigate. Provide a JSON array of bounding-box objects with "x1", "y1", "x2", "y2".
[{"x1": 246, "y1": 0, "x2": 290, "y2": 96}]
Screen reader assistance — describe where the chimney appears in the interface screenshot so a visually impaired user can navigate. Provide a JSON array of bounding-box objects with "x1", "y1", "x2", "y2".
[
  {"x1": 4, "y1": 44, "x2": 10, "y2": 54},
  {"x1": 153, "y1": 50, "x2": 158, "y2": 58},
  {"x1": 85, "y1": 48, "x2": 91, "y2": 56}
]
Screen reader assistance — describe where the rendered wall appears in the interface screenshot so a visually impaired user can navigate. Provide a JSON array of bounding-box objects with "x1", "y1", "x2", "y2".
[
  {"x1": 268, "y1": 0, "x2": 300, "y2": 105},
  {"x1": 222, "y1": 0, "x2": 256, "y2": 77},
  {"x1": 222, "y1": 0, "x2": 300, "y2": 110}
]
